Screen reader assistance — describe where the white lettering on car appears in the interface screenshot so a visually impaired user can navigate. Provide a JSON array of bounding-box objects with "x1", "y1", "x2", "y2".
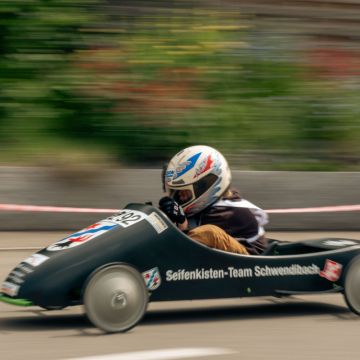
[
  {"x1": 166, "y1": 268, "x2": 226, "y2": 281},
  {"x1": 165, "y1": 264, "x2": 320, "y2": 282},
  {"x1": 254, "y1": 264, "x2": 320, "y2": 277},
  {"x1": 228, "y1": 267, "x2": 253, "y2": 278}
]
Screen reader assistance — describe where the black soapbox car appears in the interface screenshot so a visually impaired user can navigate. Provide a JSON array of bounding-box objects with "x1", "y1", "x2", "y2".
[{"x1": 1, "y1": 203, "x2": 360, "y2": 332}]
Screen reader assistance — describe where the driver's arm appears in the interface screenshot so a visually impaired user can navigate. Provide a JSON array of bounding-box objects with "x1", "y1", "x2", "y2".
[{"x1": 177, "y1": 218, "x2": 189, "y2": 231}]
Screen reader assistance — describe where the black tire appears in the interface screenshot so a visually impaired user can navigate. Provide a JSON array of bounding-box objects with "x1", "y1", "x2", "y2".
[
  {"x1": 84, "y1": 264, "x2": 148, "y2": 333},
  {"x1": 40, "y1": 305, "x2": 66, "y2": 311},
  {"x1": 344, "y1": 256, "x2": 360, "y2": 315}
]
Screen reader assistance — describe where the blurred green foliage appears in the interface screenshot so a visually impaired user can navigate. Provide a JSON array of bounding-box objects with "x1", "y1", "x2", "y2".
[{"x1": 0, "y1": 0, "x2": 359, "y2": 170}]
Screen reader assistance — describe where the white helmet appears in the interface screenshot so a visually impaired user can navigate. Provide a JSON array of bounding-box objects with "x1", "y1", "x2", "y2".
[{"x1": 164, "y1": 145, "x2": 232, "y2": 216}]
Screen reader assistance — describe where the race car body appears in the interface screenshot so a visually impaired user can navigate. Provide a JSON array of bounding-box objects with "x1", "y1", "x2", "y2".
[{"x1": 1, "y1": 203, "x2": 360, "y2": 332}]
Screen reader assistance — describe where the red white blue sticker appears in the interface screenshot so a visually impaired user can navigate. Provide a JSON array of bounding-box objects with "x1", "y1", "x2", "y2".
[
  {"x1": 1, "y1": 281, "x2": 20, "y2": 297},
  {"x1": 142, "y1": 267, "x2": 161, "y2": 290},
  {"x1": 320, "y1": 259, "x2": 343, "y2": 282},
  {"x1": 47, "y1": 221, "x2": 117, "y2": 251},
  {"x1": 46, "y1": 209, "x2": 148, "y2": 251}
]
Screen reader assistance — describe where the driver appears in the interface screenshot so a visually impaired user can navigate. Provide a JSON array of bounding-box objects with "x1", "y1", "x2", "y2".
[{"x1": 159, "y1": 145, "x2": 269, "y2": 255}]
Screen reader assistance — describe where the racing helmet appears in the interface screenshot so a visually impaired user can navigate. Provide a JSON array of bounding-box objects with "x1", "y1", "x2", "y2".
[{"x1": 164, "y1": 145, "x2": 232, "y2": 216}]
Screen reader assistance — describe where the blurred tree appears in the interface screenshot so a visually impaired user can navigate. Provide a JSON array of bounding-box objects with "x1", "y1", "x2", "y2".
[
  {"x1": 0, "y1": 0, "x2": 116, "y2": 164},
  {"x1": 0, "y1": 1, "x2": 358, "y2": 170}
]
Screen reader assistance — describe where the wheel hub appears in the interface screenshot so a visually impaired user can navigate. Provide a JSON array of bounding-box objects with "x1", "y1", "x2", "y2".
[{"x1": 111, "y1": 291, "x2": 127, "y2": 310}]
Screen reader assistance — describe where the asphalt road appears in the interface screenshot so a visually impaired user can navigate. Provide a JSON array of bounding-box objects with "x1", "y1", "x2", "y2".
[{"x1": 1, "y1": 232, "x2": 360, "y2": 360}]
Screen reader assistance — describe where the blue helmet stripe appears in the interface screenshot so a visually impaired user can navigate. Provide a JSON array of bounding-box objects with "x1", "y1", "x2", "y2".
[{"x1": 176, "y1": 152, "x2": 202, "y2": 178}]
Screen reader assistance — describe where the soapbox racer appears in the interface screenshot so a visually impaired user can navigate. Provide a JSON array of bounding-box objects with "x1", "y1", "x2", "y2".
[{"x1": 1, "y1": 203, "x2": 360, "y2": 333}]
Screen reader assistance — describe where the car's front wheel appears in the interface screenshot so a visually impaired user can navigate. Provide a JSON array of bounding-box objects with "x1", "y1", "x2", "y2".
[
  {"x1": 40, "y1": 305, "x2": 66, "y2": 311},
  {"x1": 344, "y1": 256, "x2": 360, "y2": 315},
  {"x1": 84, "y1": 264, "x2": 148, "y2": 333}
]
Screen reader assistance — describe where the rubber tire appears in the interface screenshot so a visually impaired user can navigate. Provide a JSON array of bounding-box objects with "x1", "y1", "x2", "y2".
[
  {"x1": 84, "y1": 264, "x2": 148, "y2": 333},
  {"x1": 344, "y1": 256, "x2": 360, "y2": 315},
  {"x1": 40, "y1": 305, "x2": 66, "y2": 311}
]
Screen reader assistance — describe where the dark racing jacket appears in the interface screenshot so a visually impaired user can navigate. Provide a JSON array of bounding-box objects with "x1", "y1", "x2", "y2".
[{"x1": 188, "y1": 192, "x2": 269, "y2": 255}]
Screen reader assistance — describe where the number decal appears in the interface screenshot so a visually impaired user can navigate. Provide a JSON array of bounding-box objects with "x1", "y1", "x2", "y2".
[{"x1": 107, "y1": 210, "x2": 146, "y2": 228}]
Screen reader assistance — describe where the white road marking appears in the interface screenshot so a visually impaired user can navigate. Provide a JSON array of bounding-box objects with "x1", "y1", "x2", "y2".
[{"x1": 65, "y1": 347, "x2": 236, "y2": 360}]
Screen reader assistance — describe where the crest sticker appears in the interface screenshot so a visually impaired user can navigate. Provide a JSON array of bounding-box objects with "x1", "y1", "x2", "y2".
[
  {"x1": 320, "y1": 259, "x2": 343, "y2": 282},
  {"x1": 142, "y1": 267, "x2": 161, "y2": 290}
]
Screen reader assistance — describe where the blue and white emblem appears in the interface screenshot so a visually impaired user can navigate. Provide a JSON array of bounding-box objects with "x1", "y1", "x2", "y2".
[{"x1": 142, "y1": 267, "x2": 161, "y2": 290}]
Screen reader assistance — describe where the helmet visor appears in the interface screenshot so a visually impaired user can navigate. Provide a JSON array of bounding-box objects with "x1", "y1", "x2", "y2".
[
  {"x1": 169, "y1": 186, "x2": 195, "y2": 206},
  {"x1": 169, "y1": 174, "x2": 219, "y2": 207},
  {"x1": 193, "y1": 173, "x2": 218, "y2": 198}
]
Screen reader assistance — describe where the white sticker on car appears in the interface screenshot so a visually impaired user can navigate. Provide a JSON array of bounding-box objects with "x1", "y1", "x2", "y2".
[
  {"x1": 107, "y1": 209, "x2": 147, "y2": 228},
  {"x1": 1, "y1": 281, "x2": 20, "y2": 297},
  {"x1": 323, "y1": 240, "x2": 358, "y2": 247},
  {"x1": 146, "y1": 212, "x2": 168, "y2": 234},
  {"x1": 23, "y1": 253, "x2": 49, "y2": 267}
]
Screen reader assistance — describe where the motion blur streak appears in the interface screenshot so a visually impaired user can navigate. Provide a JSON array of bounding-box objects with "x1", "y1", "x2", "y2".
[
  {"x1": 65, "y1": 347, "x2": 236, "y2": 360},
  {"x1": 0, "y1": 0, "x2": 359, "y2": 171}
]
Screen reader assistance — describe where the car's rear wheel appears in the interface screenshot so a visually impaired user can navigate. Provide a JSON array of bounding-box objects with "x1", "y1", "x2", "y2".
[
  {"x1": 344, "y1": 256, "x2": 360, "y2": 315},
  {"x1": 84, "y1": 264, "x2": 148, "y2": 333}
]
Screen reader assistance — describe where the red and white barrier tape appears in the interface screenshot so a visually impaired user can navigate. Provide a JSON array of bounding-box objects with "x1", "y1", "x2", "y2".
[
  {"x1": 0, "y1": 203, "x2": 359, "y2": 214},
  {"x1": 0, "y1": 204, "x2": 119, "y2": 213},
  {"x1": 266, "y1": 204, "x2": 360, "y2": 214}
]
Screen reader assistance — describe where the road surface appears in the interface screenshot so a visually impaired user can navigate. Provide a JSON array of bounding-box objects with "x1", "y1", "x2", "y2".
[{"x1": 1, "y1": 231, "x2": 360, "y2": 360}]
